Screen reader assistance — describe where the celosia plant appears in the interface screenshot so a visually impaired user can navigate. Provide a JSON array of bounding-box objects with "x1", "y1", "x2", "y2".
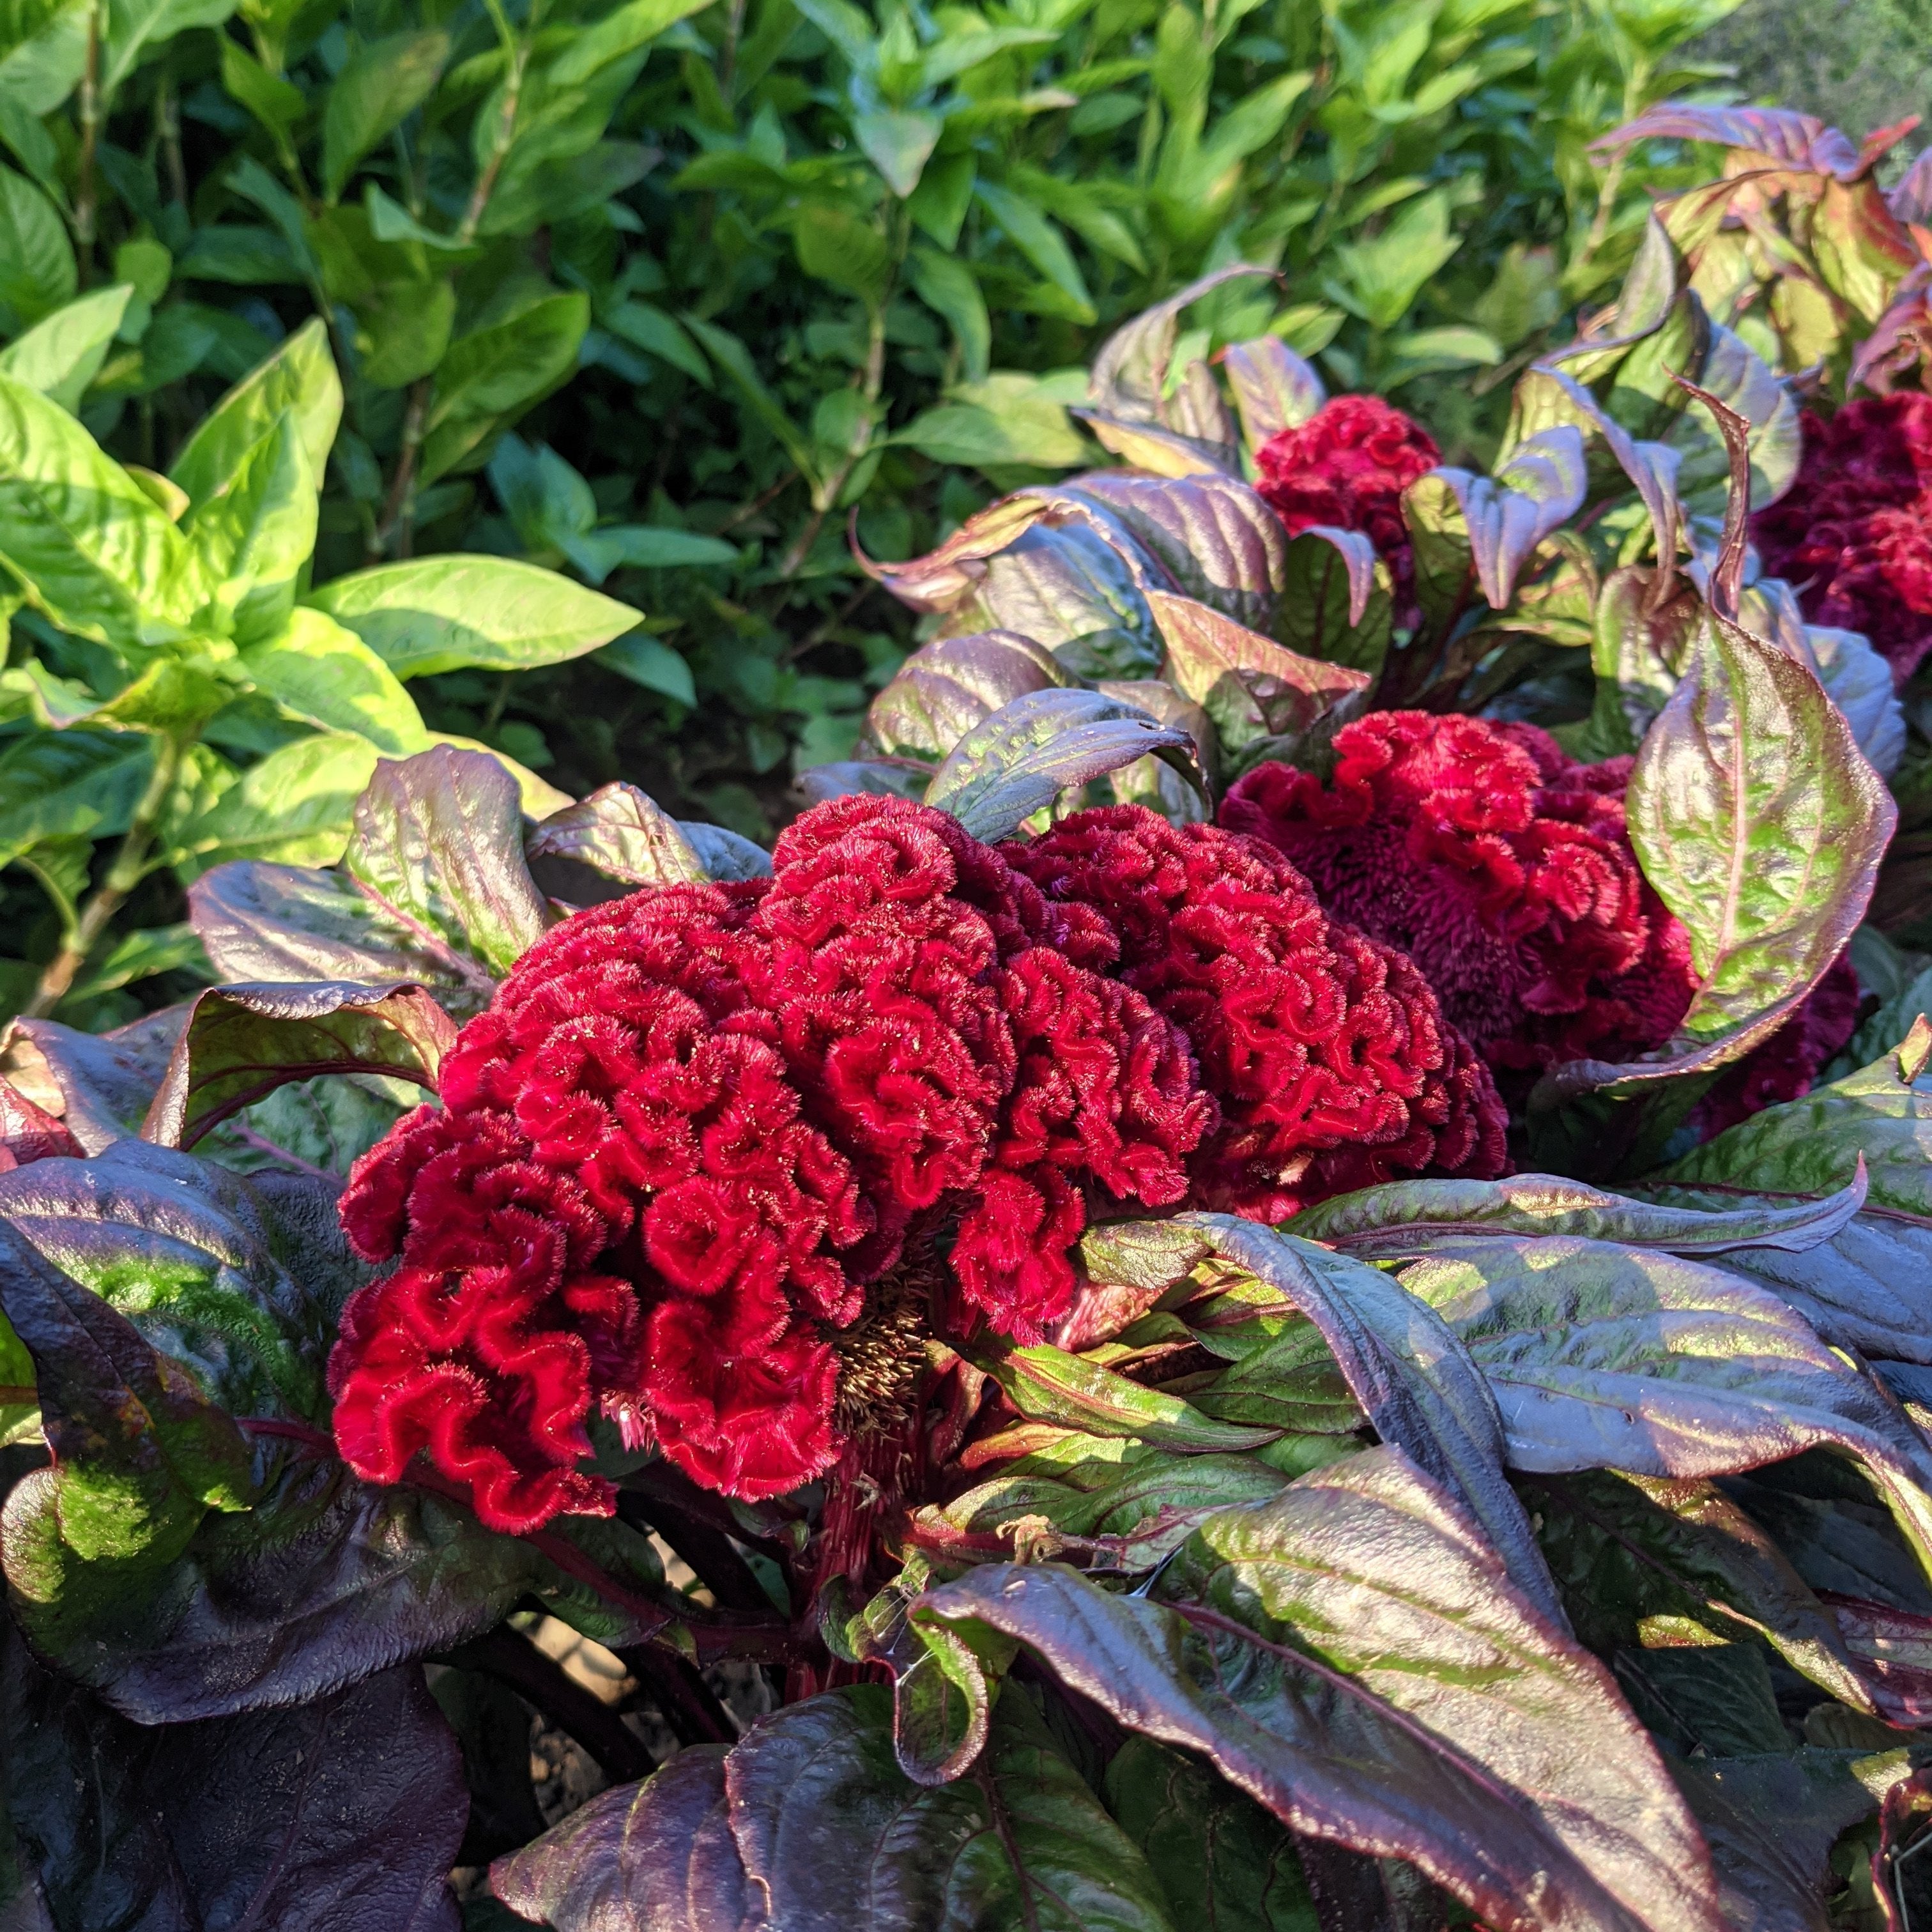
[
  {"x1": 1222, "y1": 711, "x2": 1861, "y2": 1127},
  {"x1": 329, "y1": 792, "x2": 1503, "y2": 1528}
]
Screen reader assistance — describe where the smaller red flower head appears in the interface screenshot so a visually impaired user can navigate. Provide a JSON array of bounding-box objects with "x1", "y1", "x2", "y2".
[
  {"x1": 1752, "y1": 394, "x2": 1932, "y2": 683},
  {"x1": 1004, "y1": 807, "x2": 1508, "y2": 1221},
  {"x1": 1253, "y1": 395, "x2": 1442, "y2": 618},
  {"x1": 1222, "y1": 712, "x2": 1860, "y2": 1114}
]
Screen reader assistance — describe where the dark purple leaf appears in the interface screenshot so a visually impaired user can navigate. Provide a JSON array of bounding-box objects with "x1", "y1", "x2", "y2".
[
  {"x1": 1511, "y1": 365, "x2": 1683, "y2": 581},
  {"x1": 1054, "y1": 1220, "x2": 1215, "y2": 1351},
  {"x1": 677, "y1": 820, "x2": 772, "y2": 880},
  {"x1": 1, "y1": 1011, "x2": 176, "y2": 1151},
  {"x1": 1076, "y1": 410, "x2": 1237, "y2": 479},
  {"x1": 344, "y1": 745, "x2": 551, "y2": 978},
  {"x1": 0, "y1": 1135, "x2": 346, "y2": 1418},
  {"x1": 140, "y1": 979, "x2": 454, "y2": 1152},
  {"x1": 1546, "y1": 608, "x2": 1896, "y2": 1101},
  {"x1": 188, "y1": 861, "x2": 500, "y2": 1018},
  {"x1": 1275, "y1": 526, "x2": 1386, "y2": 675},
  {"x1": 725, "y1": 1687, "x2": 1177, "y2": 1931},
  {"x1": 1150, "y1": 591, "x2": 1369, "y2": 756},
  {"x1": 0, "y1": 1215, "x2": 256, "y2": 1570},
  {"x1": 1397, "y1": 1234, "x2": 1932, "y2": 1581},
  {"x1": 6, "y1": 1639, "x2": 464, "y2": 1932},
  {"x1": 1821, "y1": 1593, "x2": 1932, "y2": 1726},
  {"x1": 1658, "y1": 1019, "x2": 1932, "y2": 1218},
  {"x1": 1597, "y1": 103, "x2": 1862, "y2": 178},
  {"x1": 0, "y1": 1077, "x2": 80, "y2": 1167},
  {"x1": 1675, "y1": 326, "x2": 1802, "y2": 518},
  {"x1": 854, "y1": 493, "x2": 1052, "y2": 611},
  {"x1": 924, "y1": 688, "x2": 1198, "y2": 842},
  {"x1": 1101, "y1": 1735, "x2": 1318, "y2": 1931},
  {"x1": 1707, "y1": 1216, "x2": 1932, "y2": 1365},
  {"x1": 1673, "y1": 1748, "x2": 1897, "y2": 1932},
  {"x1": 526, "y1": 782, "x2": 707, "y2": 896},
  {"x1": 1055, "y1": 474, "x2": 1289, "y2": 632},
  {"x1": 1183, "y1": 1215, "x2": 1564, "y2": 1627},
  {"x1": 1672, "y1": 373, "x2": 1751, "y2": 618},
  {"x1": 863, "y1": 629, "x2": 1067, "y2": 760},
  {"x1": 792, "y1": 759, "x2": 932, "y2": 806},
  {"x1": 1222, "y1": 336, "x2": 1325, "y2": 451},
  {"x1": 1087, "y1": 264, "x2": 1273, "y2": 430},
  {"x1": 1726, "y1": 1471, "x2": 1932, "y2": 1614},
  {"x1": 493, "y1": 1745, "x2": 742, "y2": 1932},
  {"x1": 1891, "y1": 148, "x2": 1932, "y2": 224},
  {"x1": 1529, "y1": 1468, "x2": 1873, "y2": 1713},
  {"x1": 1284, "y1": 1166, "x2": 1866, "y2": 1259},
  {"x1": 922, "y1": 1450, "x2": 1729, "y2": 1932},
  {"x1": 1091, "y1": 678, "x2": 1216, "y2": 817},
  {"x1": 1417, "y1": 427, "x2": 1588, "y2": 610}
]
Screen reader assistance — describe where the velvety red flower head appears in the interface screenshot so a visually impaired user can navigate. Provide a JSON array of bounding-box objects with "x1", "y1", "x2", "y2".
[
  {"x1": 1253, "y1": 395, "x2": 1442, "y2": 620},
  {"x1": 328, "y1": 794, "x2": 1509, "y2": 1530},
  {"x1": 1222, "y1": 712, "x2": 1859, "y2": 1116},
  {"x1": 1002, "y1": 807, "x2": 1508, "y2": 1222},
  {"x1": 1752, "y1": 393, "x2": 1932, "y2": 683}
]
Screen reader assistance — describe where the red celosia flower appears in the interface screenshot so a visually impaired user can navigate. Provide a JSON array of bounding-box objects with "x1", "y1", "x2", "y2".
[
  {"x1": 1752, "y1": 394, "x2": 1932, "y2": 682},
  {"x1": 329, "y1": 793, "x2": 1512, "y2": 1529},
  {"x1": 1253, "y1": 395, "x2": 1442, "y2": 619},
  {"x1": 1222, "y1": 712, "x2": 1859, "y2": 1115},
  {"x1": 330, "y1": 797, "x2": 1208, "y2": 1529},
  {"x1": 1003, "y1": 808, "x2": 1508, "y2": 1221}
]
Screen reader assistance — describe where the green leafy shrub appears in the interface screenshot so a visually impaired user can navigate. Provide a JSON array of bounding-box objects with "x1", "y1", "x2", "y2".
[{"x1": 0, "y1": 0, "x2": 1744, "y2": 1030}]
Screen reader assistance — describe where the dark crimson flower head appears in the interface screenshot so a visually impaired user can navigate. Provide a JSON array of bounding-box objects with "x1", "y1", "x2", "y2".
[
  {"x1": 1222, "y1": 711, "x2": 1859, "y2": 1118},
  {"x1": 1752, "y1": 393, "x2": 1932, "y2": 683},
  {"x1": 329, "y1": 795, "x2": 1506, "y2": 1530},
  {"x1": 1253, "y1": 395, "x2": 1443, "y2": 620}
]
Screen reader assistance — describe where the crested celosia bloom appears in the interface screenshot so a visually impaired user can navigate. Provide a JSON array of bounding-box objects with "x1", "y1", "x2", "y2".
[
  {"x1": 1253, "y1": 395, "x2": 1443, "y2": 618},
  {"x1": 1223, "y1": 711, "x2": 1860, "y2": 1114},
  {"x1": 329, "y1": 795, "x2": 1506, "y2": 1530},
  {"x1": 1752, "y1": 393, "x2": 1932, "y2": 682}
]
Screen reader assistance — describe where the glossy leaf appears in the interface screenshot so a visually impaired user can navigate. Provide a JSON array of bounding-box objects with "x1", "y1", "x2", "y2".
[
  {"x1": 1222, "y1": 336, "x2": 1324, "y2": 451},
  {"x1": 1284, "y1": 1167, "x2": 1866, "y2": 1259},
  {"x1": 1417, "y1": 426, "x2": 1588, "y2": 610},
  {"x1": 1582, "y1": 565, "x2": 1703, "y2": 758},
  {"x1": 731, "y1": 1687, "x2": 1177, "y2": 1931},
  {"x1": 307, "y1": 555, "x2": 639, "y2": 678},
  {"x1": 864, "y1": 629, "x2": 1066, "y2": 760},
  {"x1": 923, "y1": 1450, "x2": 1729, "y2": 1932},
  {"x1": 526, "y1": 781, "x2": 706, "y2": 896},
  {"x1": 974, "y1": 1341, "x2": 1282, "y2": 1453},
  {"x1": 0, "y1": 367, "x2": 207, "y2": 647},
  {"x1": 340, "y1": 744, "x2": 551, "y2": 979},
  {"x1": 189, "y1": 857, "x2": 501, "y2": 1017},
  {"x1": 1398, "y1": 1232, "x2": 1932, "y2": 1581},
  {"x1": 1704, "y1": 1215, "x2": 1932, "y2": 1365},
  {"x1": 1149, "y1": 591, "x2": 1368, "y2": 756},
  {"x1": 0, "y1": 1215, "x2": 256, "y2": 1569},
  {"x1": 677, "y1": 819, "x2": 772, "y2": 880},
  {"x1": 856, "y1": 493, "x2": 1053, "y2": 611},
  {"x1": 491, "y1": 1745, "x2": 739, "y2": 1932},
  {"x1": 1088, "y1": 264, "x2": 1272, "y2": 431},
  {"x1": 140, "y1": 979, "x2": 454, "y2": 1151},
  {"x1": 171, "y1": 730, "x2": 383, "y2": 873},
  {"x1": 1554, "y1": 610, "x2": 1896, "y2": 1097},
  {"x1": 184, "y1": 408, "x2": 316, "y2": 638},
  {"x1": 7, "y1": 1641, "x2": 464, "y2": 1932},
  {"x1": 1659, "y1": 1016, "x2": 1932, "y2": 1218},
  {"x1": 924, "y1": 688, "x2": 1197, "y2": 842},
  {"x1": 1528, "y1": 1468, "x2": 1874, "y2": 1713},
  {"x1": 1183, "y1": 1215, "x2": 1563, "y2": 1627},
  {"x1": 168, "y1": 316, "x2": 341, "y2": 511},
  {"x1": 1056, "y1": 473, "x2": 1288, "y2": 631}
]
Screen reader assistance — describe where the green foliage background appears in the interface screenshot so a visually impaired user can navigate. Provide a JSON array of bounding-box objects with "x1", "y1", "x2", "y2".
[{"x1": 0, "y1": 0, "x2": 1744, "y2": 1028}]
